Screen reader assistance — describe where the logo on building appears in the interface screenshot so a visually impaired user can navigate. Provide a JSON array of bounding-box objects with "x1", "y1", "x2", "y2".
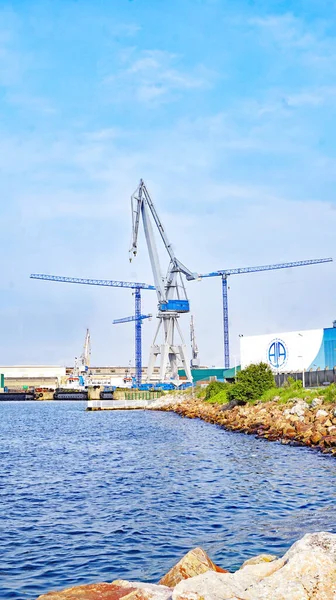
[{"x1": 268, "y1": 339, "x2": 287, "y2": 369}]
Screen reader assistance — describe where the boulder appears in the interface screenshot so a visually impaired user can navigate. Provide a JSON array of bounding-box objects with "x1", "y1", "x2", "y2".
[
  {"x1": 316, "y1": 409, "x2": 329, "y2": 418},
  {"x1": 159, "y1": 547, "x2": 227, "y2": 588},
  {"x1": 220, "y1": 399, "x2": 247, "y2": 411},
  {"x1": 240, "y1": 554, "x2": 277, "y2": 568},
  {"x1": 243, "y1": 531, "x2": 336, "y2": 599},
  {"x1": 283, "y1": 401, "x2": 309, "y2": 419},
  {"x1": 173, "y1": 533, "x2": 336, "y2": 600},
  {"x1": 37, "y1": 580, "x2": 173, "y2": 600},
  {"x1": 172, "y1": 559, "x2": 284, "y2": 600}
]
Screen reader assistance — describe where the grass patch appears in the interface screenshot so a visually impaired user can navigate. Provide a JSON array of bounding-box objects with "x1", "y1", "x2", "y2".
[
  {"x1": 205, "y1": 389, "x2": 228, "y2": 404},
  {"x1": 259, "y1": 380, "x2": 336, "y2": 405}
]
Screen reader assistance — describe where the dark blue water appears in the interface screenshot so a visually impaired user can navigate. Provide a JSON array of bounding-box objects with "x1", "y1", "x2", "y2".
[{"x1": 1, "y1": 402, "x2": 335, "y2": 599}]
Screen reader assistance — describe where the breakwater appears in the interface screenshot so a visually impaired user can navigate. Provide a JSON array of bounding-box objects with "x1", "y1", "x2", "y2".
[{"x1": 154, "y1": 397, "x2": 336, "y2": 455}]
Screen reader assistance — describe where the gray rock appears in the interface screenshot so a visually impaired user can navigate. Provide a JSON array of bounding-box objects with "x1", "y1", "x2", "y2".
[
  {"x1": 283, "y1": 400, "x2": 309, "y2": 419},
  {"x1": 220, "y1": 398, "x2": 247, "y2": 411},
  {"x1": 311, "y1": 397, "x2": 323, "y2": 408}
]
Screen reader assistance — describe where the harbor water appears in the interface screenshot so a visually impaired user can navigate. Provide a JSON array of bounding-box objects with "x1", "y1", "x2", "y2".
[{"x1": 1, "y1": 401, "x2": 335, "y2": 599}]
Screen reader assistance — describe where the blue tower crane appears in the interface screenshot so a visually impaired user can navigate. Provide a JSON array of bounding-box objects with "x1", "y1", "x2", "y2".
[
  {"x1": 199, "y1": 257, "x2": 333, "y2": 369},
  {"x1": 113, "y1": 308, "x2": 152, "y2": 388},
  {"x1": 30, "y1": 273, "x2": 155, "y2": 386}
]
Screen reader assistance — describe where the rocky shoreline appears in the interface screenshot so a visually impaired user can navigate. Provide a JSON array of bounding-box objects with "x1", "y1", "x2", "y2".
[
  {"x1": 37, "y1": 532, "x2": 336, "y2": 599},
  {"x1": 152, "y1": 396, "x2": 336, "y2": 456}
]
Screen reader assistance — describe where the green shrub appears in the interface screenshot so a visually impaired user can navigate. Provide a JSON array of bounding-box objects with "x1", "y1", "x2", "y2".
[
  {"x1": 204, "y1": 380, "x2": 228, "y2": 401},
  {"x1": 226, "y1": 362, "x2": 275, "y2": 403},
  {"x1": 205, "y1": 389, "x2": 228, "y2": 404}
]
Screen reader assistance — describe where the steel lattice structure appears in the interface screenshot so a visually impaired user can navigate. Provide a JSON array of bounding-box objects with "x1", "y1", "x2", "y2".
[
  {"x1": 199, "y1": 257, "x2": 333, "y2": 369},
  {"x1": 30, "y1": 273, "x2": 155, "y2": 386}
]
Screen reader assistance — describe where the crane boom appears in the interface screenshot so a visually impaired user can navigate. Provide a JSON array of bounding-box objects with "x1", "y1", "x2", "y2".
[
  {"x1": 130, "y1": 179, "x2": 196, "y2": 282},
  {"x1": 81, "y1": 328, "x2": 91, "y2": 369},
  {"x1": 113, "y1": 314, "x2": 152, "y2": 324},
  {"x1": 30, "y1": 273, "x2": 155, "y2": 290},
  {"x1": 199, "y1": 256, "x2": 333, "y2": 369},
  {"x1": 200, "y1": 257, "x2": 333, "y2": 278}
]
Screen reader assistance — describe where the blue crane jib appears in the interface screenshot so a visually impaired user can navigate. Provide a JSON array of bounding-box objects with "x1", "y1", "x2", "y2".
[
  {"x1": 198, "y1": 257, "x2": 333, "y2": 369},
  {"x1": 30, "y1": 273, "x2": 155, "y2": 290},
  {"x1": 160, "y1": 300, "x2": 190, "y2": 312}
]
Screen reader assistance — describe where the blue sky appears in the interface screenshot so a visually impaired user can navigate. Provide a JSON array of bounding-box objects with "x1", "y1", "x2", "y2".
[{"x1": 0, "y1": 0, "x2": 335, "y2": 367}]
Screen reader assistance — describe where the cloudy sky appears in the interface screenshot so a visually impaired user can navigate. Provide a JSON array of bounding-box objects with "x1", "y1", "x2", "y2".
[{"x1": 0, "y1": 0, "x2": 335, "y2": 369}]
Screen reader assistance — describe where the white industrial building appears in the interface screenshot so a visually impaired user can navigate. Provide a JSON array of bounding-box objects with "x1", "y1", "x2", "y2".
[
  {"x1": 240, "y1": 323, "x2": 336, "y2": 372},
  {"x1": 0, "y1": 366, "x2": 66, "y2": 389}
]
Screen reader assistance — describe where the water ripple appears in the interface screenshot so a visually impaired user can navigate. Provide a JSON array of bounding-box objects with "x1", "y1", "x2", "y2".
[{"x1": 0, "y1": 401, "x2": 335, "y2": 599}]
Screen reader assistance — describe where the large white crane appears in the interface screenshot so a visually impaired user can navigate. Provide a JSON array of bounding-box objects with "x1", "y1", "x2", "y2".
[{"x1": 130, "y1": 179, "x2": 197, "y2": 384}]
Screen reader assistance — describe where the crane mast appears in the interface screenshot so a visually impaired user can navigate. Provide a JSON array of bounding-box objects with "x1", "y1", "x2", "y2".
[
  {"x1": 81, "y1": 328, "x2": 91, "y2": 370},
  {"x1": 190, "y1": 315, "x2": 200, "y2": 368},
  {"x1": 130, "y1": 179, "x2": 197, "y2": 384}
]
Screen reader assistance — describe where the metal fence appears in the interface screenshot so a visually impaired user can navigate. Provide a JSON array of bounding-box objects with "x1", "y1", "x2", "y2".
[{"x1": 275, "y1": 368, "x2": 336, "y2": 388}]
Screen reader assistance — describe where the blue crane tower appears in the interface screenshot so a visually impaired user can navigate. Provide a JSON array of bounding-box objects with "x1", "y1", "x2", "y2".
[
  {"x1": 199, "y1": 258, "x2": 333, "y2": 369},
  {"x1": 30, "y1": 274, "x2": 155, "y2": 387},
  {"x1": 113, "y1": 303, "x2": 152, "y2": 388}
]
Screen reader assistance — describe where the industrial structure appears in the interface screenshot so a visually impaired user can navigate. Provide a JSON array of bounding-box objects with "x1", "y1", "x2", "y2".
[
  {"x1": 30, "y1": 273, "x2": 156, "y2": 386},
  {"x1": 113, "y1": 300, "x2": 152, "y2": 387},
  {"x1": 240, "y1": 321, "x2": 336, "y2": 373},
  {"x1": 190, "y1": 316, "x2": 200, "y2": 367},
  {"x1": 0, "y1": 366, "x2": 66, "y2": 390},
  {"x1": 200, "y1": 258, "x2": 333, "y2": 369},
  {"x1": 129, "y1": 179, "x2": 197, "y2": 384}
]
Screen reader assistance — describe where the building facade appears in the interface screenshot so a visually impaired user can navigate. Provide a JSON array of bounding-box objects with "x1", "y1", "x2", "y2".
[{"x1": 240, "y1": 323, "x2": 336, "y2": 372}]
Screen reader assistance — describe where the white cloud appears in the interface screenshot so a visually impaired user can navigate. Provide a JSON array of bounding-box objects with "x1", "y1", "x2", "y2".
[{"x1": 105, "y1": 49, "x2": 213, "y2": 104}]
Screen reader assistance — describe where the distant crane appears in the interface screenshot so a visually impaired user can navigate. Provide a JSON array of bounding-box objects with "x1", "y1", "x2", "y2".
[
  {"x1": 200, "y1": 258, "x2": 333, "y2": 369},
  {"x1": 190, "y1": 315, "x2": 200, "y2": 368},
  {"x1": 80, "y1": 327, "x2": 91, "y2": 370},
  {"x1": 73, "y1": 328, "x2": 91, "y2": 384},
  {"x1": 30, "y1": 274, "x2": 155, "y2": 386},
  {"x1": 129, "y1": 179, "x2": 198, "y2": 384},
  {"x1": 113, "y1": 307, "x2": 152, "y2": 388}
]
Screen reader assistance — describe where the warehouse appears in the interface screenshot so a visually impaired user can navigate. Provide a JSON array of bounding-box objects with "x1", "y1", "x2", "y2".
[
  {"x1": 0, "y1": 366, "x2": 66, "y2": 389},
  {"x1": 240, "y1": 322, "x2": 336, "y2": 372}
]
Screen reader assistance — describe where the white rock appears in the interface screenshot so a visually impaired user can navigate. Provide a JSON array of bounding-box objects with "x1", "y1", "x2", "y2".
[
  {"x1": 316, "y1": 409, "x2": 329, "y2": 418},
  {"x1": 283, "y1": 531, "x2": 336, "y2": 562},
  {"x1": 113, "y1": 580, "x2": 173, "y2": 600},
  {"x1": 285, "y1": 400, "x2": 309, "y2": 418},
  {"x1": 172, "y1": 560, "x2": 284, "y2": 600},
  {"x1": 311, "y1": 397, "x2": 323, "y2": 408},
  {"x1": 240, "y1": 554, "x2": 277, "y2": 568},
  {"x1": 173, "y1": 533, "x2": 336, "y2": 600},
  {"x1": 172, "y1": 570, "x2": 245, "y2": 600},
  {"x1": 243, "y1": 532, "x2": 336, "y2": 600}
]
